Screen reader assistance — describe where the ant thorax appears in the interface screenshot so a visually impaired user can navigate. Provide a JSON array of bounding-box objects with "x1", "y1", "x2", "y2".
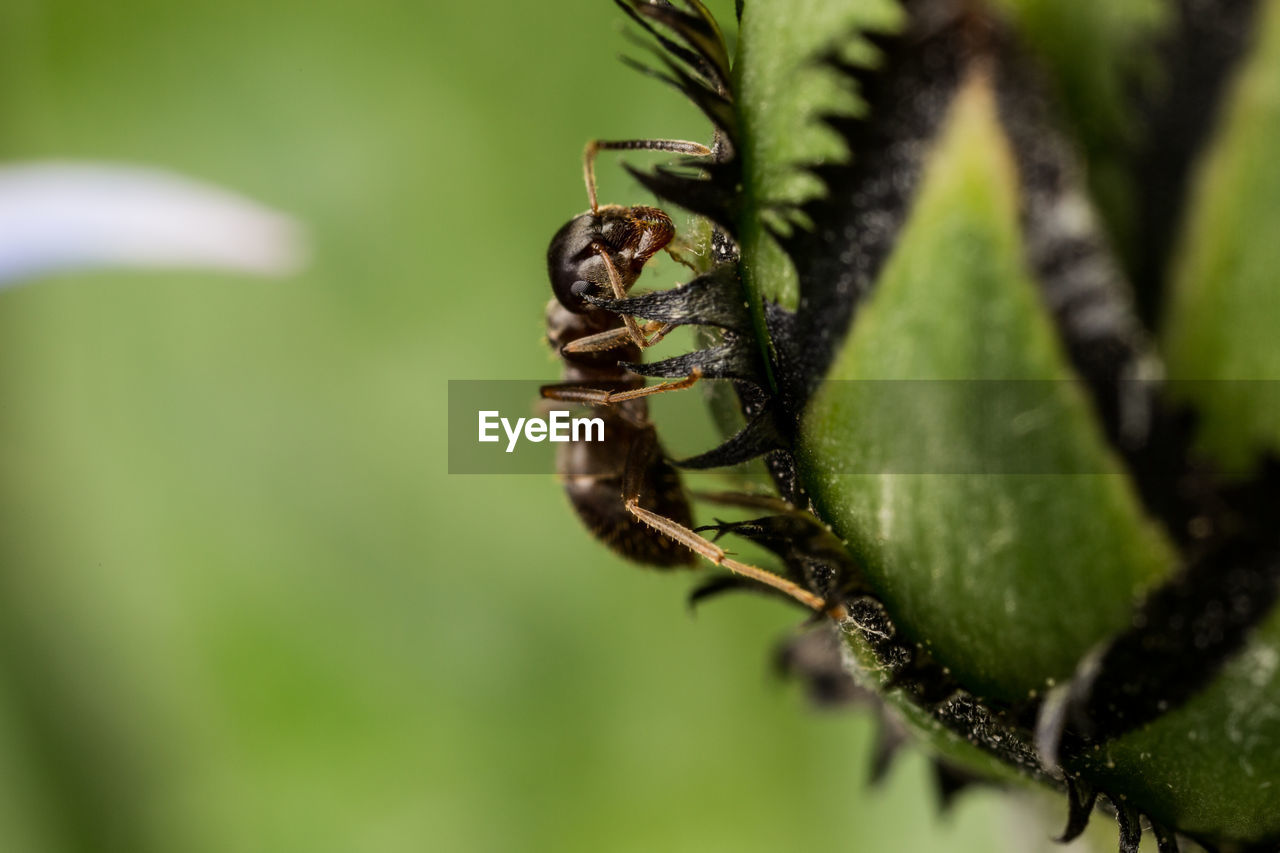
[{"x1": 544, "y1": 299, "x2": 641, "y2": 373}]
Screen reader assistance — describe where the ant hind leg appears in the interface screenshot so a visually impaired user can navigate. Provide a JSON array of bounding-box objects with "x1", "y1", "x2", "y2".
[
  {"x1": 541, "y1": 368, "x2": 700, "y2": 406},
  {"x1": 620, "y1": 430, "x2": 836, "y2": 615}
]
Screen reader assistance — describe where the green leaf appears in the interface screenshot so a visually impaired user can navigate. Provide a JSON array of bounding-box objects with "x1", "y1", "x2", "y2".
[
  {"x1": 1162, "y1": 0, "x2": 1280, "y2": 476},
  {"x1": 797, "y1": 73, "x2": 1175, "y2": 701}
]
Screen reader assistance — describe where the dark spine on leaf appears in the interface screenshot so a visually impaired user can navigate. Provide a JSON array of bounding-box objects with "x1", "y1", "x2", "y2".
[
  {"x1": 1057, "y1": 776, "x2": 1098, "y2": 843},
  {"x1": 674, "y1": 409, "x2": 782, "y2": 469},
  {"x1": 1111, "y1": 797, "x2": 1143, "y2": 853},
  {"x1": 586, "y1": 266, "x2": 753, "y2": 332},
  {"x1": 771, "y1": 624, "x2": 865, "y2": 707},
  {"x1": 617, "y1": 0, "x2": 742, "y2": 235},
  {"x1": 623, "y1": 339, "x2": 759, "y2": 384},
  {"x1": 770, "y1": 625, "x2": 988, "y2": 815},
  {"x1": 1154, "y1": 825, "x2": 1181, "y2": 853},
  {"x1": 626, "y1": 164, "x2": 740, "y2": 231},
  {"x1": 607, "y1": 0, "x2": 789, "y2": 474},
  {"x1": 770, "y1": 620, "x2": 988, "y2": 814},
  {"x1": 697, "y1": 513, "x2": 865, "y2": 601},
  {"x1": 930, "y1": 761, "x2": 985, "y2": 812}
]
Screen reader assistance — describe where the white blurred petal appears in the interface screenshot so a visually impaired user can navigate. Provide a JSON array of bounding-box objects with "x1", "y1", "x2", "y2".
[{"x1": 0, "y1": 161, "x2": 306, "y2": 287}]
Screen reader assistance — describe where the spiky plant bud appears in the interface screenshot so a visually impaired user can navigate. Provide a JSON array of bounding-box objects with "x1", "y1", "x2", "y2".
[{"x1": 555, "y1": 2, "x2": 1280, "y2": 849}]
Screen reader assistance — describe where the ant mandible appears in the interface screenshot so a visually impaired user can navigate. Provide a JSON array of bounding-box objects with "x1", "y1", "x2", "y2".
[{"x1": 540, "y1": 138, "x2": 828, "y2": 613}]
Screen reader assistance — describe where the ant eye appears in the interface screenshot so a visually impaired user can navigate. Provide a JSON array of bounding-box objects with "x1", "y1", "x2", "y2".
[{"x1": 570, "y1": 280, "x2": 593, "y2": 298}]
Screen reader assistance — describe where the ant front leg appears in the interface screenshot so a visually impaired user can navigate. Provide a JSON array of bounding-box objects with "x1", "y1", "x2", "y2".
[
  {"x1": 590, "y1": 245, "x2": 680, "y2": 351},
  {"x1": 541, "y1": 368, "x2": 701, "y2": 406},
  {"x1": 620, "y1": 429, "x2": 839, "y2": 616},
  {"x1": 580, "y1": 138, "x2": 713, "y2": 348},
  {"x1": 583, "y1": 138, "x2": 711, "y2": 214}
]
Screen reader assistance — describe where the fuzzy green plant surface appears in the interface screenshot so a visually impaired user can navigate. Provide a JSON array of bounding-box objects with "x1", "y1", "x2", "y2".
[{"x1": 1163, "y1": 0, "x2": 1280, "y2": 473}]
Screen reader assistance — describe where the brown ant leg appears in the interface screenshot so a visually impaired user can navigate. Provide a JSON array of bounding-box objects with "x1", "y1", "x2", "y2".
[
  {"x1": 561, "y1": 321, "x2": 674, "y2": 355},
  {"x1": 693, "y1": 491, "x2": 799, "y2": 514},
  {"x1": 584, "y1": 138, "x2": 712, "y2": 214},
  {"x1": 664, "y1": 245, "x2": 701, "y2": 273},
  {"x1": 592, "y1": 245, "x2": 679, "y2": 350},
  {"x1": 641, "y1": 322, "x2": 676, "y2": 348},
  {"x1": 541, "y1": 368, "x2": 701, "y2": 406},
  {"x1": 620, "y1": 430, "x2": 835, "y2": 614}
]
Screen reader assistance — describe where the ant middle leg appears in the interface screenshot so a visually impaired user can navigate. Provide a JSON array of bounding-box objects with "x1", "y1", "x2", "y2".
[
  {"x1": 621, "y1": 430, "x2": 837, "y2": 615},
  {"x1": 560, "y1": 321, "x2": 676, "y2": 355},
  {"x1": 541, "y1": 368, "x2": 701, "y2": 406}
]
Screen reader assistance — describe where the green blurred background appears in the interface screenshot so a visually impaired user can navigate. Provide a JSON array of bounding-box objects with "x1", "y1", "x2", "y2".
[{"x1": 0, "y1": 1, "x2": 1027, "y2": 850}]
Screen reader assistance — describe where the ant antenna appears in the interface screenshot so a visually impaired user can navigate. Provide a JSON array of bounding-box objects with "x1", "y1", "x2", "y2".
[{"x1": 583, "y1": 138, "x2": 711, "y2": 213}]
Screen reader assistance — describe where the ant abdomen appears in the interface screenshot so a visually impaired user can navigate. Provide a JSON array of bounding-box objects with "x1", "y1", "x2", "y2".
[
  {"x1": 547, "y1": 295, "x2": 694, "y2": 566},
  {"x1": 560, "y1": 421, "x2": 696, "y2": 568}
]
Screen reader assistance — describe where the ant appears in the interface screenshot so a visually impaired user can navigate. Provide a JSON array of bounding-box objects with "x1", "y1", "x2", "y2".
[{"x1": 541, "y1": 138, "x2": 829, "y2": 613}]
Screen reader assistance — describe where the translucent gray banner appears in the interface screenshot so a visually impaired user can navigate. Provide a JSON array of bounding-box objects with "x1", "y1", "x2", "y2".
[{"x1": 447, "y1": 379, "x2": 1278, "y2": 475}]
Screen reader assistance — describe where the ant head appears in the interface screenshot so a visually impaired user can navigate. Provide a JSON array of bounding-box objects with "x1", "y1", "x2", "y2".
[{"x1": 547, "y1": 205, "x2": 675, "y2": 313}]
